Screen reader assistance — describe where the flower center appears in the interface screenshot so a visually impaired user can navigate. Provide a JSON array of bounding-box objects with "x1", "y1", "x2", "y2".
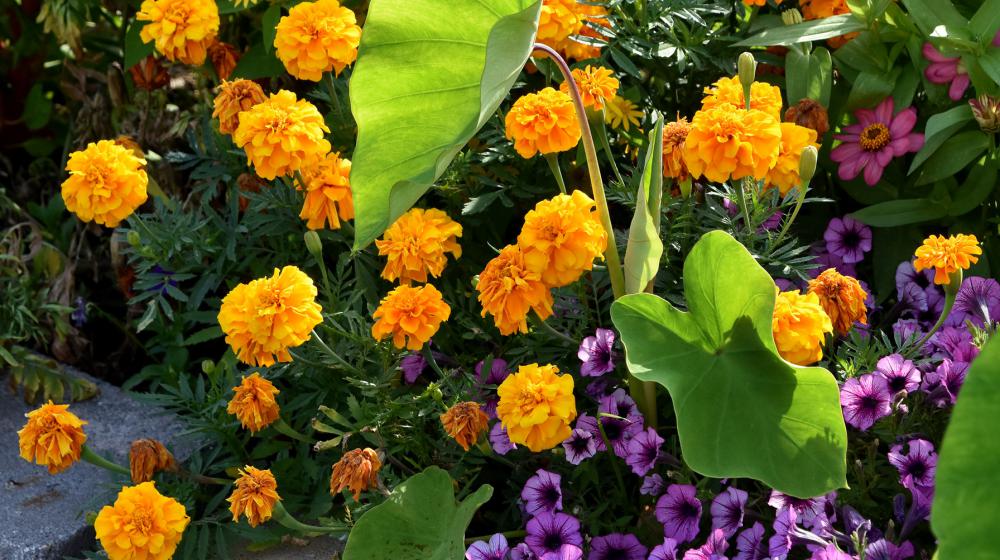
[
  {"x1": 859, "y1": 123, "x2": 891, "y2": 151},
  {"x1": 131, "y1": 505, "x2": 155, "y2": 535},
  {"x1": 164, "y1": 4, "x2": 192, "y2": 23},
  {"x1": 544, "y1": 533, "x2": 564, "y2": 550}
]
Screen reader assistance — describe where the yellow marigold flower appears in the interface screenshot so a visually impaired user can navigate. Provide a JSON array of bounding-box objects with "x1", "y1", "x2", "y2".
[
  {"x1": 129, "y1": 439, "x2": 176, "y2": 483},
  {"x1": 227, "y1": 373, "x2": 281, "y2": 432},
  {"x1": 477, "y1": 245, "x2": 554, "y2": 336},
  {"x1": 371, "y1": 284, "x2": 451, "y2": 350},
  {"x1": 218, "y1": 265, "x2": 324, "y2": 367},
  {"x1": 682, "y1": 106, "x2": 781, "y2": 183},
  {"x1": 496, "y1": 363, "x2": 576, "y2": 452},
  {"x1": 604, "y1": 95, "x2": 643, "y2": 131},
  {"x1": 375, "y1": 208, "x2": 463, "y2": 285},
  {"x1": 807, "y1": 268, "x2": 868, "y2": 336},
  {"x1": 62, "y1": 140, "x2": 148, "y2": 228},
  {"x1": 537, "y1": 0, "x2": 582, "y2": 45},
  {"x1": 662, "y1": 117, "x2": 692, "y2": 181},
  {"x1": 137, "y1": 0, "x2": 219, "y2": 65},
  {"x1": 330, "y1": 448, "x2": 381, "y2": 501},
  {"x1": 560, "y1": 65, "x2": 618, "y2": 111},
  {"x1": 913, "y1": 234, "x2": 982, "y2": 285},
  {"x1": 212, "y1": 79, "x2": 267, "y2": 136},
  {"x1": 228, "y1": 466, "x2": 281, "y2": 528},
  {"x1": 232, "y1": 0, "x2": 259, "y2": 9},
  {"x1": 94, "y1": 482, "x2": 190, "y2": 560},
  {"x1": 233, "y1": 90, "x2": 331, "y2": 180},
  {"x1": 772, "y1": 289, "x2": 833, "y2": 366},
  {"x1": 517, "y1": 190, "x2": 607, "y2": 287},
  {"x1": 17, "y1": 401, "x2": 87, "y2": 474},
  {"x1": 702, "y1": 76, "x2": 784, "y2": 119},
  {"x1": 274, "y1": 0, "x2": 362, "y2": 81},
  {"x1": 113, "y1": 135, "x2": 144, "y2": 159},
  {"x1": 298, "y1": 152, "x2": 354, "y2": 230},
  {"x1": 440, "y1": 402, "x2": 490, "y2": 451},
  {"x1": 208, "y1": 40, "x2": 239, "y2": 81},
  {"x1": 766, "y1": 122, "x2": 819, "y2": 196},
  {"x1": 505, "y1": 87, "x2": 582, "y2": 159}
]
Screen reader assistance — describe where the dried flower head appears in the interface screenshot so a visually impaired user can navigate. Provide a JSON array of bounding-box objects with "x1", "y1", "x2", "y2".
[
  {"x1": 807, "y1": 268, "x2": 868, "y2": 336},
  {"x1": 496, "y1": 363, "x2": 577, "y2": 452},
  {"x1": 440, "y1": 402, "x2": 490, "y2": 451},
  {"x1": 914, "y1": 234, "x2": 982, "y2": 285},
  {"x1": 330, "y1": 448, "x2": 381, "y2": 500},
  {"x1": 208, "y1": 41, "x2": 239, "y2": 81},
  {"x1": 372, "y1": 284, "x2": 451, "y2": 350},
  {"x1": 477, "y1": 244, "x2": 554, "y2": 335},
  {"x1": 375, "y1": 208, "x2": 463, "y2": 285},
  {"x1": 662, "y1": 117, "x2": 692, "y2": 181},
  {"x1": 233, "y1": 90, "x2": 331, "y2": 180},
  {"x1": 129, "y1": 439, "x2": 176, "y2": 483},
  {"x1": 560, "y1": 65, "x2": 618, "y2": 110},
  {"x1": 137, "y1": 0, "x2": 219, "y2": 65},
  {"x1": 227, "y1": 373, "x2": 281, "y2": 432},
  {"x1": 784, "y1": 98, "x2": 829, "y2": 137},
  {"x1": 228, "y1": 466, "x2": 281, "y2": 527},
  {"x1": 517, "y1": 190, "x2": 607, "y2": 287},
  {"x1": 970, "y1": 94, "x2": 1000, "y2": 134},
  {"x1": 94, "y1": 482, "x2": 190, "y2": 560},
  {"x1": 298, "y1": 152, "x2": 354, "y2": 230},
  {"x1": 505, "y1": 87, "x2": 581, "y2": 158},
  {"x1": 772, "y1": 289, "x2": 833, "y2": 366},
  {"x1": 212, "y1": 79, "x2": 267, "y2": 136},
  {"x1": 274, "y1": 0, "x2": 362, "y2": 81},
  {"x1": 766, "y1": 122, "x2": 820, "y2": 195},
  {"x1": 62, "y1": 140, "x2": 148, "y2": 227},
  {"x1": 682, "y1": 106, "x2": 781, "y2": 183},
  {"x1": 18, "y1": 401, "x2": 87, "y2": 474}
]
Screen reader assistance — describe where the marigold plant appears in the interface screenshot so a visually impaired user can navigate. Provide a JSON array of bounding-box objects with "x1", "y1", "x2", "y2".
[
  {"x1": 766, "y1": 123, "x2": 820, "y2": 195},
  {"x1": 808, "y1": 268, "x2": 869, "y2": 336},
  {"x1": 94, "y1": 482, "x2": 190, "y2": 560},
  {"x1": 440, "y1": 402, "x2": 490, "y2": 451},
  {"x1": 371, "y1": 284, "x2": 451, "y2": 350},
  {"x1": 330, "y1": 448, "x2": 382, "y2": 500},
  {"x1": 517, "y1": 190, "x2": 607, "y2": 288},
  {"x1": 772, "y1": 289, "x2": 834, "y2": 366},
  {"x1": 227, "y1": 373, "x2": 281, "y2": 433},
  {"x1": 505, "y1": 87, "x2": 581, "y2": 159},
  {"x1": 913, "y1": 234, "x2": 981, "y2": 285},
  {"x1": 137, "y1": 0, "x2": 219, "y2": 65},
  {"x1": 682, "y1": 106, "x2": 781, "y2": 183},
  {"x1": 229, "y1": 466, "x2": 281, "y2": 527},
  {"x1": 536, "y1": 0, "x2": 582, "y2": 45},
  {"x1": 233, "y1": 90, "x2": 331, "y2": 180},
  {"x1": 477, "y1": 244, "x2": 554, "y2": 336},
  {"x1": 61, "y1": 140, "x2": 148, "y2": 227},
  {"x1": 496, "y1": 363, "x2": 577, "y2": 452},
  {"x1": 212, "y1": 79, "x2": 267, "y2": 136},
  {"x1": 375, "y1": 208, "x2": 463, "y2": 285},
  {"x1": 701, "y1": 76, "x2": 784, "y2": 118},
  {"x1": 661, "y1": 117, "x2": 692, "y2": 181},
  {"x1": 273, "y1": 0, "x2": 362, "y2": 81},
  {"x1": 298, "y1": 152, "x2": 354, "y2": 230},
  {"x1": 17, "y1": 401, "x2": 87, "y2": 474},
  {"x1": 560, "y1": 65, "x2": 618, "y2": 111}
]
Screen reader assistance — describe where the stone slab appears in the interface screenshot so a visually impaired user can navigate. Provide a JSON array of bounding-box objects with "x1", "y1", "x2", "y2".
[
  {"x1": 1, "y1": 365, "x2": 185, "y2": 560},
  {"x1": 233, "y1": 537, "x2": 345, "y2": 560}
]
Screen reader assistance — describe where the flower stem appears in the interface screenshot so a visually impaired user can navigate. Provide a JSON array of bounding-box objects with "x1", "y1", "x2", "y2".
[
  {"x1": 178, "y1": 468, "x2": 232, "y2": 486},
  {"x1": 596, "y1": 413, "x2": 628, "y2": 496},
  {"x1": 532, "y1": 312, "x2": 575, "y2": 344},
  {"x1": 543, "y1": 153, "x2": 568, "y2": 194},
  {"x1": 422, "y1": 345, "x2": 445, "y2": 377},
  {"x1": 80, "y1": 445, "x2": 130, "y2": 477},
  {"x1": 533, "y1": 43, "x2": 625, "y2": 299},
  {"x1": 589, "y1": 108, "x2": 625, "y2": 186},
  {"x1": 773, "y1": 183, "x2": 809, "y2": 248},
  {"x1": 311, "y1": 329, "x2": 363, "y2": 375},
  {"x1": 909, "y1": 273, "x2": 961, "y2": 356},
  {"x1": 272, "y1": 502, "x2": 347, "y2": 535}
]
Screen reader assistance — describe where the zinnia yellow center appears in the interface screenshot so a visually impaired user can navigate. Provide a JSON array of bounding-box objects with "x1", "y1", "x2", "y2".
[{"x1": 860, "y1": 123, "x2": 890, "y2": 151}]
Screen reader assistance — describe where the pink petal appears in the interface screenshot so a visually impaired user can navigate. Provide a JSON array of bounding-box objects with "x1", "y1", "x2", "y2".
[
  {"x1": 906, "y1": 132, "x2": 925, "y2": 153},
  {"x1": 831, "y1": 142, "x2": 862, "y2": 163},
  {"x1": 890, "y1": 107, "x2": 917, "y2": 137},
  {"x1": 856, "y1": 109, "x2": 877, "y2": 127},
  {"x1": 839, "y1": 152, "x2": 872, "y2": 181},
  {"x1": 926, "y1": 63, "x2": 958, "y2": 83},
  {"x1": 875, "y1": 148, "x2": 893, "y2": 168},
  {"x1": 875, "y1": 98, "x2": 895, "y2": 124},
  {"x1": 922, "y1": 42, "x2": 951, "y2": 63},
  {"x1": 842, "y1": 124, "x2": 865, "y2": 134},
  {"x1": 948, "y1": 75, "x2": 970, "y2": 101},
  {"x1": 863, "y1": 160, "x2": 886, "y2": 186},
  {"x1": 889, "y1": 138, "x2": 912, "y2": 157}
]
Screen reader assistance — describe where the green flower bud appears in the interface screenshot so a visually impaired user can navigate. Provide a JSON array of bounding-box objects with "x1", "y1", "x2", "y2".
[
  {"x1": 201, "y1": 360, "x2": 215, "y2": 374},
  {"x1": 304, "y1": 230, "x2": 323, "y2": 258},
  {"x1": 738, "y1": 52, "x2": 757, "y2": 91},
  {"x1": 799, "y1": 145, "x2": 818, "y2": 185},
  {"x1": 127, "y1": 230, "x2": 141, "y2": 247},
  {"x1": 781, "y1": 8, "x2": 803, "y2": 25}
]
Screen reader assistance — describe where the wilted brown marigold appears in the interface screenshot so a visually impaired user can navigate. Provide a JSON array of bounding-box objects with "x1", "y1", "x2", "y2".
[
  {"x1": 228, "y1": 466, "x2": 280, "y2": 527},
  {"x1": 784, "y1": 98, "x2": 830, "y2": 138},
  {"x1": 661, "y1": 117, "x2": 691, "y2": 181},
  {"x1": 212, "y1": 79, "x2": 267, "y2": 136},
  {"x1": 208, "y1": 41, "x2": 240, "y2": 81},
  {"x1": 227, "y1": 373, "x2": 281, "y2": 432},
  {"x1": 330, "y1": 448, "x2": 381, "y2": 500},
  {"x1": 129, "y1": 438, "x2": 176, "y2": 483},
  {"x1": 440, "y1": 402, "x2": 490, "y2": 451},
  {"x1": 807, "y1": 268, "x2": 868, "y2": 336},
  {"x1": 17, "y1": 401, "x2": 88, "y2": 474},
  {"x1": 129, "y1": 55, "x2": 169, "y2": 91}
]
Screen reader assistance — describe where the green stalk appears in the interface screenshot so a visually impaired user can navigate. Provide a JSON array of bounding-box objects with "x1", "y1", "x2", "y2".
[
  {"x1": 81, "y1": 445, "x2": 130, "y2": 477},
  {"x1": 422, "y1": 344, "x2": 445, "y2": 377},
  {"x1": 271, "y1": 502, "x2": 347, "y2": 535},
  {"x1": 311, "y1": 329, "x2": 363, "y2": 375},
  {"x1": 589, "y1": 108, "x2": 625, "y2": 186},
  {"x1": 544, "y1": 153, "x2": 568, "y2": 194},
  {"x1": 909, "y1": 271, "x2": 962, "y2": 356},
  {"x1": 596, "y1": 413, "x2": 627, "y2": 496},
  {"x1": 272, "y1": 418, "x2": 313, "y2": 443}
]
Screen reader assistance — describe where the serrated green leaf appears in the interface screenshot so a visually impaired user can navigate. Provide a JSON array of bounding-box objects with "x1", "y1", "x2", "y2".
[
  {"x1": 348, "y1": 0, "x2": 542, "y2": 249},
  {"x1": 850, "y1": 198, "x2": 948, "y2": 227},
  {"x1": 735, "y1": 15, "x2": 866, "y2": 47},
  {"x1": 623, "y1": 113, "x2": 664, "y2": 295},
  {"x1": 915, "y1": 130, "x2": 990, "y2": 185},
  {"x1": 610, "y1": 231, "x2": 848, "y2": 498}
]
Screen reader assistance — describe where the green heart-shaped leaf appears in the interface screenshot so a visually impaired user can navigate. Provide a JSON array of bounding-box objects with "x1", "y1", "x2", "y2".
[
  {"x1": 343, "y1": 466, "x2": 494, "y2": 559},
  {"x1": 348, "y1": 0, "x2": 542, "y2": 249},
  {"x1": 611, "y1": 230, "x2": 848, "y2": 497}
]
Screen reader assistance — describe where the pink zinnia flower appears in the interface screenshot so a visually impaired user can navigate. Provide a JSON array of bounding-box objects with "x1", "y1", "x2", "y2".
[
  {"x1": 922, "y1": 42, "x2": 970, "y2": 101},
  {"x1": 830, "y1": 98, "x2": 924, "y2": 186}
]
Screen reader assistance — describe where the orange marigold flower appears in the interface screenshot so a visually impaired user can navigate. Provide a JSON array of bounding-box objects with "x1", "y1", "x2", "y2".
[
  {"x1": 555, "y1": 2, "x2": 609, "y2": 60},
  {"x1": 212, "y1": 79, "x2": 267, "y2": 136},
  {"x1": 218, "y1": 265, "x2": 324, "y2": 367},
  {"x1": 227, "y1": 373, "x2": 281, "y2": 432},
  {"x1": 517, "y1": 190, "x2": 607, "y2": 287},
  {"x1": 62, "y1": 140, "x2": 148, "y2": 228},
  {"x1": 228, "y1": 466, "x2": 281, "y2": 527},
  {"x1": 375, "y1": 208, "x2": 463, "y2": 285},
  {"x1": 274, "y1": 0, "x2": 362, "y2": 81},
  {"x1": 682, "y1": 106, "x2": 782, "y2": 183},
  {"x1": 701, "y1": 75, "x2": 784, "y2": 119},
  {"x1": 766, "y1": 122, "x2": 819, "y2": 196},
  {"x1": 17, "y1": 401, "x2": 87, "y2": 474},
  {"x1": 800, "y1": 0, "x2": 856, "y2": 47},
  {"x1": 496, "y1": 363, "x2": 576, "y2": 452},
  {"x1": 560, "y1": 65, "x2": 618, "y2": 110},
  {"x1": 440, "y1": 402, "x2": 490, "y2": 451},
  {"x1": 114, "y1": 135, "x2": 144, "y2": 159},
  {"x1": 137, "y1": 0, "x2": 219, "y2": 65},
  {"x1": 662, "y1": 117, "x2": 692, "y2": 181},
  {"x1": 772, "y1": 289, "x2": 833, "y2": 366},
  {"x1": 785, "y1": 98, "x2": 830, "y2": 138},
  {"x1": 505, "y1": 87, "x2": 582, "y2": 159},
  {"x1": 537, "y1": 0, "x2": 582, "y2": 45},
  {"x1": 298, "y1": 152, "x2": 354, "y2": 230},
  {"x1": 372, "y1": 284, "x2": 451, "y2": 350},
  {"x1": 913, "y1": 234, "x2": 982, "y2": 286},
  {"x1": 604, "y1": 95, "x2": 643, "y2": 131},
  {"x1": 233, "y1": 90, "x2": 331, "y2": 180},
  {"x1": 808, "y1": 268, "x2": 868, "y2": 336},
  {"x1": 477, "y1": 244, "x2": 554, "y2": 336},
  {"x1": 94, "y1": 482, "x2": 190, "y2": 560},
  {"x1": 208, "y1": 41, "x2": 240, "y2": 81},
  {"x1": 129, "y1": 439, "x2": 177, "y2": 483},
  {"x1": 330, "y1": 448, "x2": 381, "y2": 500}
]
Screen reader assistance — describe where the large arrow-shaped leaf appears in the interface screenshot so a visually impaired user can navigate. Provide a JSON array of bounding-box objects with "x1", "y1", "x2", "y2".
[
  {"x1": 611, "y1": 231, "x2": 848, "y2": 497},
  {"x1": 348, "y1": 0, "x2": 542, "y2": 249},
  {"x1": 343, "y1": 466, "x2": 494, "y2": 559}
]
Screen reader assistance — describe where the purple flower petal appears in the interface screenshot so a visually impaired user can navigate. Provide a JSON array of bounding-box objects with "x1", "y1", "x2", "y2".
[
  {"x1": 656, "y1": 484, "x2": 702, "y2": 544},
  {"x1": 710, "y1": 487, "x2": 748, "y2": 538}
]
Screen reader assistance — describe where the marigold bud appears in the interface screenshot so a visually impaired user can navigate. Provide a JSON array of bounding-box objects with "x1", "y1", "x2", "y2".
[
  {"x1": 129, "y1": 438, "x2": 176, "y2": 483},
  {"x1": 440, "y1": 402, "x2": 490, "y2": 451},
  {"x1": 304, "y1": 230, "x2": 324, "y2": 258},
  {"x1": 330, "y1": 448, "x2": 382, "y2": 501},
  {"x1": 127, "y1": 230, "x2": 142, "y2": 247},
  {"x1": 799, "y1": 145, "x2": 819, "y2": 185},
  {"x1": 737, "y1": 52, "x2": 757, "y2": 91},
  {"x1": 970, "y1": 94, "x2": 1000, "y2": 134},
  {"x1": 784, "y1": 98, "x2": 830, "y2": 137},
  {"x1": 781, "y1": 8, "x2": 803, "y2": 25}
]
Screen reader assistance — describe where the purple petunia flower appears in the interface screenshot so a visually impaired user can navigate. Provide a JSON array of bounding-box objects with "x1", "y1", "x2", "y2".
[
  {"x1": 812, "y1": 243, "x2": 858, "y2": 279},
  {"x1": 585, "y1": 377, "x2": 616, "y2": 399},
  {"x1": 588, "y1": 533, "x2": 647, "y2": 560},
  {"x1": 522, "y1": 469, "x2": 563, "y2": 516},
  {"x1": 888, "y1": 439, "x2": 937, "y2": 501},
  {"x1": 952, "y1": 276, "x2": 1000, "y2": 326},
  {"x1": 930, "y1": 327, "x2": 980, "y2": 364},
  {"x1": 625, "y1": 427, "x2": 664, "y2": 476},
  {"x1": 840, "y1": 373, "x2": 892, "y2": 431},
  {"x1": 562, "y1": 428, "x2": 597, "y2": 465},
  {"x1": 490, "y1": 422, "x2": 516, "y2": 455},
  {"x1": 710, "y1": 487, "x2": 748, "y2": 538},
  {"x1": 682, "y1": 528, "x2": 728, "y2": 560},
  {"x1": 578, "y1": 328, "x2": 617, "y2": 377},
  {"x1": 734, "y1": 522, "x2": 768, "y2": 560},
  {"x1": 542, "y1": 545, "x2": 583, "y2": 560},
  {"x1": 892, "y1": 319, "x2": 924, "y2": 348},
  {"x1": 656, "y1": 484, "x2": 702, "y2": 544},
  {"x1": 467, "y1": 534, "x2": 510, "y2": 560},
  {"x1": 823, "y1": 217, "x2": 872, "y2": 264},
  {"x1": 874, "y1": 354, "x2": 920, "y2": 395},
  {"x1": 399, "y1": 353, "x2": 428, "y2": 384},
  {"x1": 810, "y1": 544, "x2": 855, "y2": 560},
  {"x1": 768, "y1": 491, "x2": 836, "y2": 532},
  {"x1": 511, "y1": 543, "x2": 537, "y2": 560},
  {"x1": 641, "y1": 474, "x2": 666, "y2": 497},
  {"x1": 648, "y1": 538, "x2": 679, "y2": 560},
  {"x1": 576, "y1": 391, "x2": 644, "y2": 458},
  {"x1": 830, "y1": 98, "x2": 924, "y2": 186},
  {"x1": 525, "y1": 512, "x2": 583, "y2": 558},
  {"x1": 922, "y1": 358, "x2": 968, "y2": 407},
  {"x1": 477, "y1": 357, "x2": 511, "y2": 385},
  {"x1": 768, "y1": 507, "x2": 797, "y2": 559},
  {"x1": 865, "y1": 539, "x2": 915, "y2": 560}
]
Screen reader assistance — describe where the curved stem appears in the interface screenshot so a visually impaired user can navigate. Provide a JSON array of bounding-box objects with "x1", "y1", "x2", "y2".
[
  {"x1": 590, "y1": 109, "x2": 625, "y2": 186},
  {"x1": 311, "y1": 329, "x2": 363, "y2": 375},
  {"x1": 272, "y1": 502, "x2": 347, "y2": 535},
  {"x1": 596, "y1": 413, "x2": 627, "y2": 496},
  {"x1": 532, "y1": 312, "x2": 575, "y2": 344},
  {"x1": 81, "y1": 445, "x2": 130, "y2": 477},
  {"x1": 544, "y1": 153, "x2": 568, "y2": 194},
  {"x1": 910, "y1": 278, "x2": 959, "y2": 356},
  {"x1": 422, "y1": 345, "x2": 445, "y2": 377},
  {"x1": 533, "y1": 43, "x2": 625, "y2": 299},
  {"x1": 774, "y1": 182, "x2": 809, "y2": 247}
]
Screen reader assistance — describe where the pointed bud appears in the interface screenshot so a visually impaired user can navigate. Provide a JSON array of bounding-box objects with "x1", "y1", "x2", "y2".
[
  {"x1": 304, "y1": 230, "x2": 323, "y2": 259},
  {"x1": 738, "y1": 52, "x2": 757, "y2": 91},
  {"x1": 799, "y1": 146, "x2": 818, "y2": 185},
  {"x1": 781, "y1": 8, "x2": 803, "y2": 25},
  {"x1": 970, "y1": 94, "x2": 1000, "y2": 133},
  {"x1": 126, "y1": 230, "x2": 141, "y2": 247}
]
